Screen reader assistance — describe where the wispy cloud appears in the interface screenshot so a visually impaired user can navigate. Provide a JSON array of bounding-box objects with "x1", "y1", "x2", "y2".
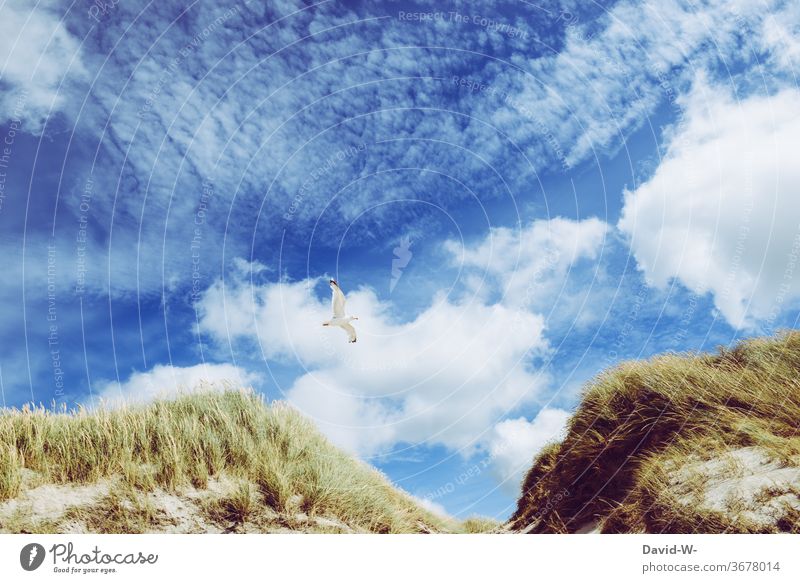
[
  {"x1": 0, "y1": 0, "x2": 86, "y2": 130},
  {"x1": 4, "y1": 0, "x2": 795, "y2": 301},
  {"x1": 445, "y1": 217, "x2": 609, "y2": 309}
]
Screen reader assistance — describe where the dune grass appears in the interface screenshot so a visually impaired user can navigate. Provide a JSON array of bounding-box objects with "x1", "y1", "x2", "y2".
[
  {"x1": 459, "y1": 516, "x2": 500, "y2": 533},
  {"x1": 202, "y1": 479, "x2": 258, "y2": 526},
  {"x1": 511, "y1": 331, "x2": 800, "y2": 533},
  {"x1": 0, "y1": 390, "x2": 451, "y2": 533}
]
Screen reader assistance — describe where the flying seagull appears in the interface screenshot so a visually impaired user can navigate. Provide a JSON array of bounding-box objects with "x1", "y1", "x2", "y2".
[{"x1": 322, "y1": 279, "x2": 358, "y2": 343}]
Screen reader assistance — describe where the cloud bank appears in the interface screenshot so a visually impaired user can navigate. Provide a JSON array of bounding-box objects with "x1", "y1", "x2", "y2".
[
  {"x1": 196, "y1": 217, "x2": 605, "y2": 466},
  {"x1": 620, "y1": 82, "x2": 800, "y2": 329}
]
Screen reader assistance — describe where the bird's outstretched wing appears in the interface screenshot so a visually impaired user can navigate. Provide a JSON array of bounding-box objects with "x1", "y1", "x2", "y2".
[
  {"x1": 341, "y1": 322, "x2": 357, "y2": 343},
  {"x1": 331, "y1": 281, "x2": 346, "y2": 317}
]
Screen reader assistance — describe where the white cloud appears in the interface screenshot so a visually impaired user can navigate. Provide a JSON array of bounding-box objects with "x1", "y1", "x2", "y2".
[
  {"x1": 758, "y1": 2, "x2": 800, "y2": 73},
  {"x1": 14, "y1": 0, "x2": 793, "y2": 302},
  {"x1": 198, "y1": 273, "x2": 550, "y2": 457},
  {"x1": 410, "y1": 494, "x2": 451, "y2": 519},
  {"x1": 619, "y1": 81, "x2": 800, "y2": 328},
  {"x1": 97, "y1": 363, "x2": 260, "y2": 406},
  {"x1": 496, "y1": 0, "x2": 797, "y2": 168},
  {"x1": 196, "y1": 218, "x2": 607, "y2": 459},
  {"x1": 0, "y1": 0, "x2": 84, "y2": 129},
  {"x1": 446, "y1": 217, "x2": 609, "y2": 309},
  {"x1": 487, "y1": 408, "x2": 571, "y2": 493}
]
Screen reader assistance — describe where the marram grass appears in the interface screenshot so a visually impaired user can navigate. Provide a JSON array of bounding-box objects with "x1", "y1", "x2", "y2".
[
  {"x1": 511, "y1": 331, "x2": 800, "y2": 533},
  {"x1": 0, "y1": 389, "x2": 452, "y2": 533}
]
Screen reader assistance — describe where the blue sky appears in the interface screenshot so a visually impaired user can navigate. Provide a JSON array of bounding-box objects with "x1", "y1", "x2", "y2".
[{"x1": 1, "y1": 0, "x2": 799, "y2": 519}]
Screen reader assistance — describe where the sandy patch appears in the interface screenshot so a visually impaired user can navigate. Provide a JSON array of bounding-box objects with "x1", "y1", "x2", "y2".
[
  {"x1": 672, "y1": 447, "x2": 800, "y2": 528},
  {"x1": 0, "y1": 477, "x2": 112, "y2": 530}
]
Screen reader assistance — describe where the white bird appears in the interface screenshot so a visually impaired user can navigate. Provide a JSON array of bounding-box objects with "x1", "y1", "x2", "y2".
[{"x1": 322, "y1": 279, "x2": 358, "y2": 343}]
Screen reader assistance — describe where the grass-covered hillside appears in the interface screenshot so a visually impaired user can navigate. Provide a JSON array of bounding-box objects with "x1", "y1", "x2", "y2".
[
  {"x1": 510, "y1": 332, "x2": 800, "y2": 533},
  {"x1": 5, "y1": 333, "x2": 796, "y2": 535},
  {"x1": 0, "y1": 390, "x2": 476, "y2": 534}
]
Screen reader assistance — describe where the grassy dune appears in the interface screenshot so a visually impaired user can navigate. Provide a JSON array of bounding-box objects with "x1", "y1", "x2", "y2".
[
  {"x1": 0, "y1": 390, "x2": 455, "y2": 533},
  {"x1": 510, "y1": 331, "x2": 800, "y2": 533},
  {"x1": 7, "y1": 333, "x2": 795, "y2": 535}
]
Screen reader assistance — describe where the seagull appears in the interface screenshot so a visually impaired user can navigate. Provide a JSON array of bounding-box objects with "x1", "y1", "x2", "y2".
[{"x1": 322, "y1": 279, "x2": 358, "y2": 343}]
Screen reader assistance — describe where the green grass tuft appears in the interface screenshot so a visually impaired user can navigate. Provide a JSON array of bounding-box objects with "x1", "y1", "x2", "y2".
[{"x1": 459, "y1": 516, "x2": 500, "y2": 533}]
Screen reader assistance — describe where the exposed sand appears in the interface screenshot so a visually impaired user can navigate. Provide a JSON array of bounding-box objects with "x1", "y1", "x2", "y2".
[
  {"x1": 0, "y1": 472, "x2": 364, "y2": 533},
  {"x1": 671, "y1": 446, "x2": 800, "y2": 528},
  {"x1": 0, "y1": 471, "x2": 111, "y2": 528}
]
